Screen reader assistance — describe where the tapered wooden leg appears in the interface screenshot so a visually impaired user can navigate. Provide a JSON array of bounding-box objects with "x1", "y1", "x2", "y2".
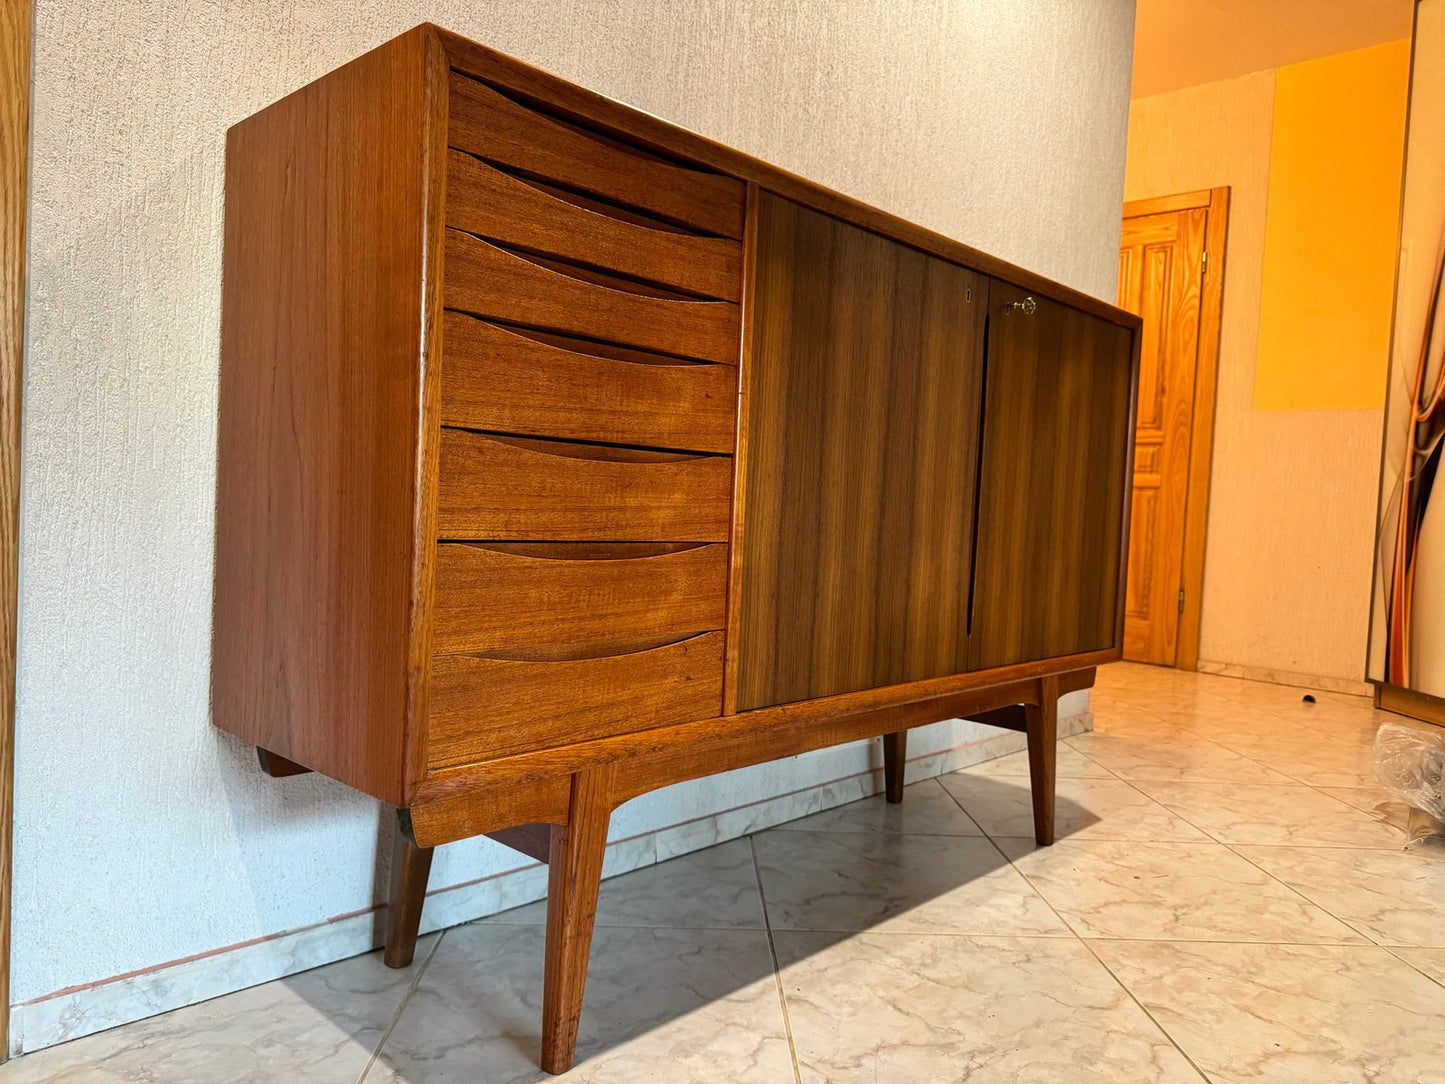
[
  {"x1": 1025, "y1": 675, "x2": 1060, "y2": 846},
  {"x1": 541, "y1": 765, "x2": 616, "y2": 1075},
  {"x1": 383, "y1": 812, "x2": 434, "y2": 968},
  {"x1": 882, "y1": 730, "x2": 907, "y2": 804}
]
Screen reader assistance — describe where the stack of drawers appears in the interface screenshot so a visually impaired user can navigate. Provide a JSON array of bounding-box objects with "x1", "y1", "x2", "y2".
[{"x1": 426, "y1": 73, "x2": 746, "y2": 769}]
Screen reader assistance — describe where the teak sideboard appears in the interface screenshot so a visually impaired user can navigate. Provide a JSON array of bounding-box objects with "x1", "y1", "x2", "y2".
[{"x1": 212, "y1": 23, "x2": 1141, "y2": 1075}]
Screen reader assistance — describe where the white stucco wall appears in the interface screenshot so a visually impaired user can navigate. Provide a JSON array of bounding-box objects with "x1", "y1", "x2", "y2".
[{"x1": 12, "y1": 0, "x2": 1135, "y2": 1034}]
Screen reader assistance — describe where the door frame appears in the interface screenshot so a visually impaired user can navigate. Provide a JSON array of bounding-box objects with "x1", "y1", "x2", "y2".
[
  {"x1": 1, "y1": 0, "x2": 31, "y2": 1062},
  {"x1": 1121, "y1": 186, "x2": 1229, "y2": 671}
]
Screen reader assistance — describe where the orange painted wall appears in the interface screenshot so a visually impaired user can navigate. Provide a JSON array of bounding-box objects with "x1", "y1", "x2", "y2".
[{"x1": 1254, "y1": 40, "x2": 1411, "y2": 411}]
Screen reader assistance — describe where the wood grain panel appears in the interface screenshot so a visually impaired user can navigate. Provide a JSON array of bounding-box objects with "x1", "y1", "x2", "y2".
[
  {"x1": 432, "y1": 542, "x2": 727, "y2": 655},
  {"x1": 437, "y1": 429, "x2": 731, "y2": 541},
  {"x1": 446, "y1": 151, "x2": 741, "y2": 301},
  {"x1": 448, "y1": 72, "x2": 744, "y2": 239},
  {"x1": 439, "y1": 313, "x2": 737, "y2": 452},
  {"x1": 1117, "y1": 207, "x2": 1205, "y2": 664},
  {"x1": 736, "y1": 193, "x2": 987, "y2": 710},
  {"x1": 445, "y1": 230, "x2": 739, "y2": 364},
  {"x1": 968, "y1": 282, "x2": 1136, "y2": 670},
  {"x1": 0, "y1": 0, "x2": 29, "y2": 1060},
  {"x1": 438, "y1": 27, "x2": 1132, "y2": 326},
  {"x1": 427, "y1": 632, "x2": 725, "y2": 766},
  {"x1": 212, "y1": 27, "x2": 442, "y2": 806}
]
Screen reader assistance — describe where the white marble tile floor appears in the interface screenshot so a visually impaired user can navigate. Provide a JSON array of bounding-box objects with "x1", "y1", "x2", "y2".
[{"x1": 5, "y1": 663, "x2": 1445, "y2": 1082}]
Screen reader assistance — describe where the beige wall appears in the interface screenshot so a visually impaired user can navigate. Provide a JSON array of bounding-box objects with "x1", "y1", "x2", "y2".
[
  {"x1": 12, "y1": 0, "x2": 1136, "y2": 1050},
  {"x1": 1126, "y1": 69, "x2": 1389, "y2": 689}
]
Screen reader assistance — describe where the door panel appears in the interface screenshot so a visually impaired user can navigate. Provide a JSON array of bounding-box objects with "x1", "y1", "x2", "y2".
[
  {"x1": 735, "y1": 193, "x2": 987, "y2": 711},
  {"x1": 1117, "y1": 208, "x2": 1206, "y2": 663},
  {"x1": 968, "y1": 282, "x2": 1136, "y2": 671}
]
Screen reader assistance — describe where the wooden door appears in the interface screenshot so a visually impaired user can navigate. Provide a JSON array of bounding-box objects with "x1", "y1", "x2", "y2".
[
  {"x1": 1117, "y1": 206, "x2": 1207, "y2": 664},
  {"x1": 734, "y1": 193, "x2": 988, "y2": 711},
  {"x1": 968, "y1": 282, "x2": 1136, "y2": 671}
]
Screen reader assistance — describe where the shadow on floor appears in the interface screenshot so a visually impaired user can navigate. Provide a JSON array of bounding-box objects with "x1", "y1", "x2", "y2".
[{"x1": 342, "y1": 773, "x2": 1097, "y2": 1082}]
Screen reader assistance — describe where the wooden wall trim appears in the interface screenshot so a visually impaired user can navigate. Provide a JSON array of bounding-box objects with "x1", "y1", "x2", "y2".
[
  {"x1": 1176, "y1": 187, "x2": 1230, "y2": 671},
  {"x1": 0, "y1": 0, "x2": 29, "y2": 1061},
  {"x1": 1122, "y1": 189, "x2": 1215, "y2": 217}
]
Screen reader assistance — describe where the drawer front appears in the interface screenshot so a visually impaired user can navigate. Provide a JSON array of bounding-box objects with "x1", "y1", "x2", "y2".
[
  {"x1": 436, "y1": 429, "x2": 732, "y2": 541},
  {"x1": 448, "y1": 73, "x2": 744, "y2": 239},
  {"x1": 447, "y1": 151, "x2": 741, "y2": 302},
  {"x1": 432, "y1": 542, "x2": 727, "y2": 655},
  {"x1": 427, "y1": 632, "x2": 726, "y2": 765},
  {"x1": 445, "y1": 230, "x2": 740, "y2": 364},
  {"x1": 440, "y1": 313, "x2": 737, "y2": 453}
]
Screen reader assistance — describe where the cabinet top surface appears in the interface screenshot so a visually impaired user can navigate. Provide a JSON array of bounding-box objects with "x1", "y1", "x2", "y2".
[{"x1": 236, "y1": 21, "x2": 1139, "y2": 330}]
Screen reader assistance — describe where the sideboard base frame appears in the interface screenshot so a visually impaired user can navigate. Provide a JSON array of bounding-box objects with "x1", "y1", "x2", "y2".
[{"x1": 376, "y1": 667, "x2": 1089, "y2": 1074}]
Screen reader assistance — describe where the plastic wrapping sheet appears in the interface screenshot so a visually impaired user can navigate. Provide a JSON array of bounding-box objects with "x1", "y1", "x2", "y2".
[{"x1": 1375, "y1": 722, "x2": 1445, "y2": 852}]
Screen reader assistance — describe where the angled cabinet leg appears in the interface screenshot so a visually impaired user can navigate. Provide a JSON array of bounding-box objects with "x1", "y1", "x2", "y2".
[
  {"x1": 1025, "y1": 675, "x2": 1060, "y2": 846},
  {"x1": 882, "y1": 730, "x2": 907, "y2": 804},
  {"x1": 541, "y1": 764, "x2": 616, "y2": 1075},
  {"x1": 384, "y1": 810, "x2": 435, "y2": 968}
]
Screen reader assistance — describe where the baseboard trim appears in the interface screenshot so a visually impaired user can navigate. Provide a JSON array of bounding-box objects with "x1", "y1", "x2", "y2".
[
  {"x1": 1374, "y1": 682, "x2": 1445, "y2": 728},
  {"x1": 8, "y1": 710, "x2": 1091, "y2": 1057},
  {"x1": 1195, "y1": 660, "x2": 1371, "y2": 698}
]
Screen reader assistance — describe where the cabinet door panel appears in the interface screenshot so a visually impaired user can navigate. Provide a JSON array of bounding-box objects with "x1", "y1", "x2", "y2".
[
  {"x1": 736, "y1": 193, "x2": 987, "y2": 710},
  {"x1": 968, "y1": 282, "x2": 1136, "y2": 670}
]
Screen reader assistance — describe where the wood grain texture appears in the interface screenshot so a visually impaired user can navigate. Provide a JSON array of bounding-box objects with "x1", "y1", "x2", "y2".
[
  {"x1": 408, "y1": 655, "x2": 1107, "y2": 841},
  {"x1": 436, "y1": 429, "x2": 732, "y2": 541},
  {"x1": 486, "y1": 823, "x2": 553, "y2": 862},
  {"x1": 444, "y1": 229, "x2": 739, "y2": 364},
  {"x1": 439, "y1": 313, "x2": 737, "y2": 452},
  {"x1": 1025, "y1": 674, "x2": 1059, "y2": 845},
  {"x1": 721, "y1": 182, "x2": 761, "y2": 716},
  {"x1": 736, "y1": 193, "x2": 987, "y2": 710},
  {"x1": 0, "y1": 0, "x2": 29, "y2": 1061},
  {"x1": 436, "y1": 26, "x2": 1131, "y2": 326},
  {"x1": 967, "y1": 282, "x2": 1137, "y2": 671},
  {"x1": 446, "y1": 150, "x2": 741, "y2": 301},
  {"x1": 427, "y1": 632, "x2": 726, "y2": 767},
  {"x1": 1117, "y1": 204, "x2": 1206, "y2": 665},
  {"x1": 432, "y1": 542, "x2": 726, "y2": 656},
  {"x1": 212, "y1": 26, "x2": 441, "y2": 807},
  {"x1": 449, "y1": 72, "x2": 743, "y2": 239},
  {"x1": 541, "y1": 765, "x2": 616, "y2": 1075},
  {"x1": 1178, "y1": 187, "x2": 1230, "y2": 672},
  {"x1": 383, "y1": 819, "x2": 434, "y2": 968}
]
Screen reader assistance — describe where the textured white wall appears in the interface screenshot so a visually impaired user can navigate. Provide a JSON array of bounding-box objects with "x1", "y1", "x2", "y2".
[{"x1": 13, "y1": 0, "x2": 1135, "y2": 1009}]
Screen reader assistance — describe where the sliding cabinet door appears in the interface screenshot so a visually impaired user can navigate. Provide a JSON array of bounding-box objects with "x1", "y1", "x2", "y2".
[
  {"x1": 968, "y1": 282, "x2": 1137, "y2": 671},
  {"x1": 735, "y1": 193, "x2": 988, "y2": 710}
]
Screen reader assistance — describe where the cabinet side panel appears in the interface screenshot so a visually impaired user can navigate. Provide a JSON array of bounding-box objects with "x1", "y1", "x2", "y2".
[
  {"x1": 969, "y1": 282, "x2": 1136, "y2": 670},
  {"x1": 212, "y1": 30, "x2": 435, "y2": 806},
  {"x1": 736, "y1": 193, "x2": 986, "y2": 710}
]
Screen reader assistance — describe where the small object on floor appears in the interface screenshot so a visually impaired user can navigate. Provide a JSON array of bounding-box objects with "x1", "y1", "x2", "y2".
[{"x1": 1302, "y1": 694, "x2": 1316, "y2": 703}]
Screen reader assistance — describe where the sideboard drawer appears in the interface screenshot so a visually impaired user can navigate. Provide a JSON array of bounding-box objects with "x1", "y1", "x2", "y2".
[
  {"x1": 427, "y1": 631, "x2": 726, "y2": 765},
  {"x1": 436, "y1": 429, "x2": 732, "y2": 541},
  {"x1": 448, "y1": 73, "x2": 744, "y2": 239},
  {"x1": 444, "y1": 231, "x2": 740, "y2": 364},
  {"x1": 440, "y1": 314, "x2": 737, "y2": 453},
  {"x1": 446, "y1": 152, "x2": 741, "y2": 302},
  {"x1": 432, "y1": 542, "x2": 727, "y2": 655}
]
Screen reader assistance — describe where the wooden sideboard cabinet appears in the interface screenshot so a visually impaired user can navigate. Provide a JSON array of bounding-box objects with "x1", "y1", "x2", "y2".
[{"x1": 212, "y1": 23, "x2": 1140, "y2": 1075}]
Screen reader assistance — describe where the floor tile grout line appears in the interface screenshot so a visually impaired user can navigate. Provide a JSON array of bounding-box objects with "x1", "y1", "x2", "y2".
[
  {"x1": 943, "y1": 783, "x2": 1213, "y2": 1083},
  {"x1": 1073, "y1": 937, "x2": 1214, "y2": 1084},
  {"x1": 1209, "y1": 836, "x2": 1402, "y2": 948},
  {"x1": 1383, "y1": 946, "x2": 1445, "y2": 993},
  {"x1": 356, "y1": 930, "x2": 447, "y2": 1083},
  {"x1": 747, "y1": 833, "x2": 802, "y2": 1084}
]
